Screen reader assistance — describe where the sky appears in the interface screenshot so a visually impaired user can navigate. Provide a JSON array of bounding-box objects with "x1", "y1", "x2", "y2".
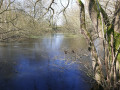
[{"x1": 55, "y1": 0, "x2": 85, "y2": 25}]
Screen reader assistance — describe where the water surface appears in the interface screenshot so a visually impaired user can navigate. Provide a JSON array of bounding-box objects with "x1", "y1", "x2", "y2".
[{"x1": 0, "y1": 33, "x2": 91, "y2": 90}]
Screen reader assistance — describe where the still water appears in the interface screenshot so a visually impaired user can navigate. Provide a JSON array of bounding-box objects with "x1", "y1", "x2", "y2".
[{"x1": 0, "y1": 33, "x2": 92, "y2": 90}]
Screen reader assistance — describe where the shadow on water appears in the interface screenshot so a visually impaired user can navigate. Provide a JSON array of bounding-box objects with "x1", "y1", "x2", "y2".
[{"x1": 0, "y1": 33, "x2": 92, "y2": 90}]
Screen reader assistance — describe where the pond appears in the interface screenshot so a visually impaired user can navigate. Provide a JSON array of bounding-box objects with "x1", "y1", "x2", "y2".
[{"x1": 0, "y1": 33, "x2": 92, "y2": 90}]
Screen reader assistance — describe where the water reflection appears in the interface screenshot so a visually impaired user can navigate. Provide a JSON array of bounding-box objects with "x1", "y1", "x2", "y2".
[{"x1": 0, "y1": 33, "x2": 91, "y2": 90}]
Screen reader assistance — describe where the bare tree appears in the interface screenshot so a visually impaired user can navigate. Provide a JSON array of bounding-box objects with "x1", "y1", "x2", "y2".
[
  {"x1": 0, "y1": 0, "x2": 51, "y2": 41},
  {"x1": 42, "y1": 0, "x2": 120, "y2": 89}
]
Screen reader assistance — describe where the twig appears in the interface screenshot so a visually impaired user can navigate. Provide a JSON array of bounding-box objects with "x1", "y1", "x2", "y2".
[{"x1": 0, "y1": 0, "x2": 15, "y2": 14}]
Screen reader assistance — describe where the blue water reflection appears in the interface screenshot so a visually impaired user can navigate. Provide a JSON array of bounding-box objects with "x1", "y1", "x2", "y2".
[{"x1": 0, "y1": 33, "x2": 90, "y2": 90}]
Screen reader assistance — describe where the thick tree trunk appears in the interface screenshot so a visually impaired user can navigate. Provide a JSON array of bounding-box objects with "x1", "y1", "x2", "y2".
[{"x1": 114, "y1": 0, "x2": 120, "y2": 33}]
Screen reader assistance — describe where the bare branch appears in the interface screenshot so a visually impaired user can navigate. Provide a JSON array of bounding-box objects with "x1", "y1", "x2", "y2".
[
  {"x1": 34, "y1": 0, "x2": 41, "y2": 18},
  {"x1": 59, "y1": 0, "x2": 70, "y2": 15},
  {"x1": 0, "y1": 0, "x2": 15, "y2": 14},
  {"x1": 43, "y1": 0, "x2": 55, "y2": 16},
  {"x1": 0, "y1": 14, "x2": 17, "y2": 23}
]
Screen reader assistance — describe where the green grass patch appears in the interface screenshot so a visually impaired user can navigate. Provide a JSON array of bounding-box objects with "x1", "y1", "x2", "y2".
[{"x1": 29, "y1": 35, "x2": 42, "y2": 39}]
